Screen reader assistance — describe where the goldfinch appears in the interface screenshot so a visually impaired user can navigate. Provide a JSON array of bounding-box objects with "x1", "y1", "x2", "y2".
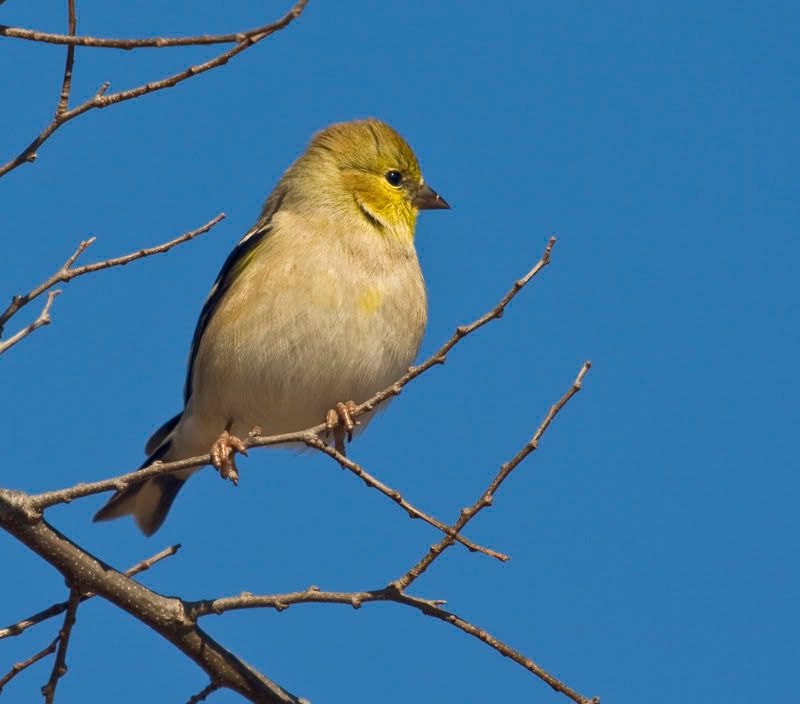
[{"x1": 94, "y1": 119, "x2": 449, "y2": 535}]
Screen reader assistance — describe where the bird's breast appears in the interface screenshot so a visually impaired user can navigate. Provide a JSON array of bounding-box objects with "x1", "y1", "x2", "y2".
[{"x1": 186, "y1": 224, "x2": 427, "y2": 441}]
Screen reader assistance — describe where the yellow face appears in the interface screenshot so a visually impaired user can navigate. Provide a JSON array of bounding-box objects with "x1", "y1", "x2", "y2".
[{"x1": 304, "y1": 119, "x2": 449, "y2": 236}]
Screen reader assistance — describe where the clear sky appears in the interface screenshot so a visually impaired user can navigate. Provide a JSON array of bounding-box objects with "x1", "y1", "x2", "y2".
[{"x1": 1, "y1": 1, "x2": 798, "y2": 703}]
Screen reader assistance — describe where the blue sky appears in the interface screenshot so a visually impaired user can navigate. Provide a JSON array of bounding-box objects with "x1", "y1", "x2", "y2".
[{"x1": 1, "y1": 1, "x2": 798, "y2": 702}]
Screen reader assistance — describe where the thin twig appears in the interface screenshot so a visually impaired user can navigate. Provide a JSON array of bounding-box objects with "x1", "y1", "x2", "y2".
[
  {"x1": 393, "y1": 360, "x2": 592, "y2": 592},
  {"x1": 186, "y1": 682, "x2": 221, "y2": 704},
  {"x1": 125, "y1": 543, "x2": 183, "y2": 578},
  {"x1": 0, "y1": 1, "x2": 310, "y2": 179},
  {"x1": 0, "y1": 213, "x2": 224, "y2": 347},
  {"x1": 0, "y1": 290, "x2": 60, "y2": 356},
  {"x1": 304, "y1": 435, "x2": 509, "y2": 561},
  {"x1": 30, "y1": 237, "x2": 557, "y2": 512},
  {"x1": 55, "y1": 0, "x2": 77, "y2": 116},
  {"x1": 40, "y1": 588, "x2": 80, "y2": 703},
  {"x1": 0, "y1": 16, "x2": 300, "y2": 49},
  {"x1": 393, "y1": 593, "x2": 600, "y2": 704},
  {"x1": 0, "y1": 544, "x2": 181, "y2": 640},
  {"x1": 0, "y1": 637, "x2": 58, "y2": 694},
  {"x1": 190, "y1": 585, "x2": 598, "y2": 704}
]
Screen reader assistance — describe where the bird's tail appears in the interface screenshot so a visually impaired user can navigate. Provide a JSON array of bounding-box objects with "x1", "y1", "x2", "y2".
[{"x1": 93, "y1": 441, "x2": 187, "y2": 536}]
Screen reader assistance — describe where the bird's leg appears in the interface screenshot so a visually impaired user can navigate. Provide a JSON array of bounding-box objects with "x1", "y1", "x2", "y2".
[
  {"x1": 325, "y1": 401, "x2": 359, "y2": 456},
  {"x1": 210, "y1": 424, "x2": 247, "y2": 485}
]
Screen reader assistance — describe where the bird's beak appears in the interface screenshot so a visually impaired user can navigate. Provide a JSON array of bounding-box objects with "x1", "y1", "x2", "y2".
[{"x1": 413, "y1": 183, "x2": 450, "y2": 210}]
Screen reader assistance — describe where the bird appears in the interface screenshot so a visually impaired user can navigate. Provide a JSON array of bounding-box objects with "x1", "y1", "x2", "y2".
[{"x1": 93, "y1": 118, "x2": 449, "y2": 535}]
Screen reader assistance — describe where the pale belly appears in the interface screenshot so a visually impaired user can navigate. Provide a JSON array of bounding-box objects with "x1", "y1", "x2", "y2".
[{"x1": 173, "y1": 236, "x2": 427, "y2": 456}]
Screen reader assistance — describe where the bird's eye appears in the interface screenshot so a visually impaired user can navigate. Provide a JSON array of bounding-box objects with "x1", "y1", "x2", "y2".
[{"x1": 385, "y1": 170, "x2": 403, "y2": 187}]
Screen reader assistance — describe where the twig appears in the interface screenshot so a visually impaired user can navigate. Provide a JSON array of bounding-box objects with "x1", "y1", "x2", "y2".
[
  {"x1": 304, "y1": 435, "x2": 509, "y2": 561},
  {"x1": 55, "y1": 0, "x2": 77, "y2": 116},
  {"x1": 0, "y1": 16, "x2": 302, "y2": 49},
  {"x1": 0, "y1": 1, "x2": 310, "y2": 179},
  {"x1": 125, "y1": 543, "x2": 183, "y2": 578},
  {"x1": 394, "y1": 593, "x2": 600, "y2": 704},
  {"x1": 0, "y1": 213, "x2": 224, "y2": 347},
  {"x1": 0, "y1": 290, "x2": 60, "y2": 356},
  {"x1": 40, "y1": 588, "x2": 80, "y2": 703},
  {"x1": 29, "y1": 237, "x2": 558, "y2": 512},
  {"x1": 393, "y1": 361, "x2": 592, "y2": 592},
  {"x1": 189, "y1": 586, "x2": 598, "y2": 704},
  {"x1": 0, "y1": 637, "x2": 58, "y2": 694},
  {"x1": 0, "y1": 544, "x2": 181, "y2": 640},
  {"x1": 187, "y1": 682, "x2": 221, "y2": 704}
]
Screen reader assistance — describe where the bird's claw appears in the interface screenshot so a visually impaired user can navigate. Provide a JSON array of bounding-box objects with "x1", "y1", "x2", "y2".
[
  {"x1": 210, "y1": 430, "x2": 247, "y2": 485},
  {"x1": 325, "y1": 401, "x2": 359, "y2": 454}
]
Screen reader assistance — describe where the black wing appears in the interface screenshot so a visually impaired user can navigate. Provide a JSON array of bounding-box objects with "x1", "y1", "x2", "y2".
[{"x1": 183, "y1": 188, "x2": 286, "y2": 404}]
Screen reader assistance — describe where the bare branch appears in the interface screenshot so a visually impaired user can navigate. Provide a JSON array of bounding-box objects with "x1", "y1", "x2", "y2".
[
  {"x1": 393, "y1": 360, "x2": 592, "y2": 592},
  {"x1": 0, "y1": 637, "x2": 58, "y2": 694},
  {"x1": 0, "y1": 213, "x2": 225, "y2": 347},
  {"x1": 0, "y1": 15, "x2": 303, "y2": 50},
  {"x1": 124, "y1": 543, "x2": 183, "y2": 578},
  {"x1": 0, "y1": 494, "x2": 307, "y2": 704},
  {"x1": 30, "y1": 238, "x2": 558, "y2": 515},
  {"x1": 0, "y1": 544, "x2": 180, "y2": 640},
  {"x1": 189, "y1": 586, "x2": 598, "y2": 704},
  {"x1": 0, "y1": 290, "x2": 60, "y2": 356},
  {"x1": 55, "y1": 0, "x2": 77, "y2": 116},
  {"x1": 393, "y1": 593, "x2": 600, "y2": 704},
  {"x1": 0, "y1": 1, "x2": 310, "y2": 179},
  {"x1": 187, "y1": 682, "x2": 221, "y2": 704},
  {"x1": 40, "y1": 588, "x2": 80, "y2": 704},
  {"x1": 182, "y1": 361, "x2": 595, "y2": 703},
  {"x1": 0, "y1": 231, "x2": 595, "y2": 702},
  {"x1": 304, "y1": 435, "x2": 509, "y2": 561}
]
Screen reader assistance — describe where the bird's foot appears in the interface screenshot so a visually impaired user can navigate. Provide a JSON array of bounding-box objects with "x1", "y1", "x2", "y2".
[
  {"x1": 210, "y1": 430, "x2": 247, "y2": 485},
  {"x1": 325, "y1": 401, "x2": 359, "y2": 455}
]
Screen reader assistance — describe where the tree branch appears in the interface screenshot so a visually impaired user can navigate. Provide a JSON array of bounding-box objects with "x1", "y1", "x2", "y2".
[
  {"x1": 29, "y1": 237, "x2": 558, "y2": 517},
  {"x1": 189, "y1": 586, "x2": 597, "y2": 704},
  {"x1": 0, "y1": 290, "x2": 60, "y2": 356},
  {"x1": 0, "y1": 231, "x2": 596, "y2": 702},
  {"x1": 0, "y1": 637, "x2": 58, "y2": 695},
  {"x1": 0, "y1": 544, "x2": 181, "y2": 640},
  {"x1": 55, "y1": 0, "x2": 77, "y2": 117},
  {"x1": 0, "y1": 16, "x2": 304, "y2": 50},
  {"x1": 183, "y1": 360, "x2": 595, "y2": 704},
  {"x1": 187, "y1": 682, "x2": 221, "y2": 704},
  {"x1": 0, "y1": 494, "x2": 307, "y2": 704},
  {"x1": 40, "y1": 587, "x2": 80, "y2": 703},
  {"x1": 303, "y1": 434, "x2": 509, "y2": 561},
  {"x1": 0, "y1": 213, "x2": 225, "y2": 348},
  {"x1": 0, "y1": 0, "x2": 310, "y2": 178},
  {"x1": 393, "y1": 360, "x2": 592, "y2": 592}
]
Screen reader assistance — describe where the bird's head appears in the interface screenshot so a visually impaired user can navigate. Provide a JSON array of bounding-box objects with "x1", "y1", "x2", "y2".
[{"x1": 286, "y1": 119, "x2": 449, "y2": 241}]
